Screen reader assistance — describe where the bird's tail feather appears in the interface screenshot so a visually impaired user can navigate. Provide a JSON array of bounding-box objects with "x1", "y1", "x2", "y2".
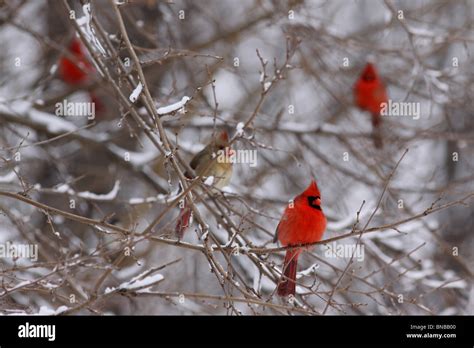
[
  {"x1": 277, "y1": 249, "x2": 299, "y2": 297},
  {"x1": 175, "y1": 198, "x2": 192, "y2": 238}
]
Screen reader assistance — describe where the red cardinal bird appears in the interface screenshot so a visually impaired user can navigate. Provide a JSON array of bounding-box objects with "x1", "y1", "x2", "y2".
[
  {"x1": 59, "y1": 37, "x2": 93, "y2": 85},
  {"x1": 274, "y1": 180, "x2": 327, "y2": 297},
  {"x1": 353, "y1": 62, "x2": 388, "y2": 148},
  {"x1": 58, "y1": 37, "x2": 102, "y2": 112}
]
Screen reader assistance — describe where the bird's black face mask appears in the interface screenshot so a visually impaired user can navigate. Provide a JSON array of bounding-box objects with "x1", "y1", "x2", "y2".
[{"x1": 307, "y1": 196, "x2": 322, "y2": 211}]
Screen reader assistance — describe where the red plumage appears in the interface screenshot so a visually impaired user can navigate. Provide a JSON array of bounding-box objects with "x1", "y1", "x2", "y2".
[
  {"x1": 353, "y1": 62, "x2": 388, "y2": 148},
  {"x1": 58, "y1": 37, "x2": 104, "y2": 115},
  {"x1": 274, "y1": 180, "x2": 327, "y2": 297},
  {"x1": 59, "y1": 38, "x2": 93, "y2": 86}
]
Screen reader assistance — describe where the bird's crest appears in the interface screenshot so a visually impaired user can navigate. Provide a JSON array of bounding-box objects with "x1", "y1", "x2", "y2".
[
  {"x1": 303, "y1": 179, "x2": 321, "y2": 197},
  {"x1": 360, "y1": 63, "x2": 378, "y2": 82}
]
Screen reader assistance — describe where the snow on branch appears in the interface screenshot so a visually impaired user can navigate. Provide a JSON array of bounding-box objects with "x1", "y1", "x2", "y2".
[
  {"x1": 156, "y1": 96, "x2": 191, "y2": 115},
  {"x1": 129, "y1": 82, "x2": 143, "y2": 103},
  {"x1": 51, "y1": 180, "x2": 121, "y2": 201},
  {"x1": 76, "y1": 3, "x2": 106, "y2": 56},
  {"x1": 105, "y1": 272, "x2": 164, "y2": 293},
  {"x1": 0, "y1": 101, "x2": 109, "y2": 141}
]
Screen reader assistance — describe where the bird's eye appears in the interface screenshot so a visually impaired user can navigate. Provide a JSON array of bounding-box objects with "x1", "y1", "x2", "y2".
[{"x1": 363, "y1": 74, "x2": 375, "y2": 81}]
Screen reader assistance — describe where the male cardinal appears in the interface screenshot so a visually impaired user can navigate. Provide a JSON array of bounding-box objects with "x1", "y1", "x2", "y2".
[
  {"x1": 58, "y1": 37, "x2": 102, "y2": 111},
  {"x1": 59, "y1": 37, "x2": 93, "y2": 85},
  {"x1": 353, "y1": 62, "x2": 388, "y2": 149},
  {"x1": 175, "y1": 130, "x2": 234, "y2": 238},
  {"x1": 274, "y1": 180, "x2": 327, "y2": 297}
]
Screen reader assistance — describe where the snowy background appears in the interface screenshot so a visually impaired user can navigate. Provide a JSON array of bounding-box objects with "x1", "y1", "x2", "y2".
[{"x1": 0, "y1": 0, "x2": 473, "y2": 315}]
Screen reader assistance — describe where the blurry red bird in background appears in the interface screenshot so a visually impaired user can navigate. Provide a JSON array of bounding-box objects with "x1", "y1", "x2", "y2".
[
  {"x1": 274, "y1": 180, "x2": 327, "y2": 297},
  {"x1": 59, "y1": 37, "x2": 93, "y2": 85},
  {"x1": 353, "y1": 62, "x2": 388, "y2": 148},
  {"x1": 58, "y1": 37, "x2": 103, "y2": 112}
]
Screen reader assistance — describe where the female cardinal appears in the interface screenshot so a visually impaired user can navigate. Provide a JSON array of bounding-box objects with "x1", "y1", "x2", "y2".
[
  {"x1": 175, "y1": 130, "x2": 234, "y2": 237},
  {"x1": 59, "y1": 37, "x2": 102, "y2": 112},
  {"x1": 274, "y1": 180, "x2": 327, "y2": 297},
  {"x1": 353, "y1": 62, "x2": 388, "y2": 148}
]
